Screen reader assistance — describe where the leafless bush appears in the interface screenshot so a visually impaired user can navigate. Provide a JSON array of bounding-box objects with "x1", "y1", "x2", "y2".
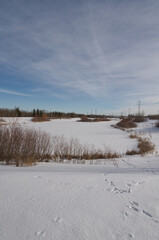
[
  {"x1": 0, "y1": 125, "x2": 121, "y2": 165},
  {"x1": 156, "y1": 121, "x2": 159, "y2": 127},
  {"x1": 137, "y1": 137, "x2": 155, "y2": 155},
  {"x1": 126, "y1": 135, "x2": 155, "y2": 156},
  {"x1": 52, "y1": 136, "x2": 121, "y2": 161},
  {"x1": 0, "y1": 125, "x2": 52, "y2": 166},
  {"x1": 133, "y1": 116, "x2": 147, "y2": 123},
  {"x1": 32, "y1": 114, "x2": 50, "y2": 122},
  {"x1": 126, "y1": 149, "x2": 139, "y2": 155}
]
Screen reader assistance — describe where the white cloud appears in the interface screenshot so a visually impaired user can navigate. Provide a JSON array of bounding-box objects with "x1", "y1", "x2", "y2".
[
  {"x1": 0, "y1": 88, "x2": 31, "y2": 97},
  {"x1": 0, "y1": 0, "x2": 159, "y2": 112}
]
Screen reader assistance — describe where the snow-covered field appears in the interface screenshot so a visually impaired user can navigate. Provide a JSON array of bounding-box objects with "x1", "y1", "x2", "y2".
[{"x1": 1, "y1": 118, "x2": 159, "y2": 239}]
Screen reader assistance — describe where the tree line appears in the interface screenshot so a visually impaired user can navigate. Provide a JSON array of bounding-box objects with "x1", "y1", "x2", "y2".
[{"x1": 0, "y1": 107, "x2": 86, "y2": 118}]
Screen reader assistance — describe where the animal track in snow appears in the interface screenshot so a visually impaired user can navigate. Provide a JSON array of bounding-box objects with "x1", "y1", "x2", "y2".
[
  {"x1": 126, "y1": 201, "x2": 158, "y2": 223},
  {"x1": 142, "y1": 210, "x2": 153, "y2": 218},
  {"x1": 130, "y1": 201, "x2": 139, "y2": 207},
  {"x1": 54, "y1": 217, "x2": 62, "y2": 223},
  {"x1": 35, "y1": 230, "x2": 45, "y2": 237},
  {"x1": 105, "y1": 179, "x2": 131, "y2": 194},
  {"x1": 112, "y1": 232, "x2": 134, "y2": 240},
  {"x1": 34, "y1": 175, "x2": 42, "y2": 179}
]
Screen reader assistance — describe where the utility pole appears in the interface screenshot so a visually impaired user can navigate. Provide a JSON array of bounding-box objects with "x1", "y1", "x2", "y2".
[{"x1": 138, "y1": 100, "x2": 141, "y2": 116}]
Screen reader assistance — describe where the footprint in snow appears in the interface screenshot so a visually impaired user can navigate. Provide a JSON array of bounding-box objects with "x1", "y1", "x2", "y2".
[
  {"x1": 142, "y1": 210, "x2": 153, "y2": 218},
  {"x1": 130, "y1": 201, "x2": 139, "y2": 207},
  {"x1": 128, "y1": 201, "x2": 140, "y2": 212},
  {"x1": 35, "y1": 231, "x2": 45, "y2": 237},
  {"x1": 127, "y1": 202, "x2": 158, "y2": 223},
  {"x1": 54, "y1": 217, "x2": 62, "y2": 223},
  {"x1": 34, "y1": 175, "x2": 42, "y2": 179},
  {"x1": 112, "y1": 232, "x2": 134, "y2": 240}
]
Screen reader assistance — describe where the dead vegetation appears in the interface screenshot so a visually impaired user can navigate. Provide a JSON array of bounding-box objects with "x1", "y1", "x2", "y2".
[
  {"x1": 129, "y1": 133, "x2": 139, "y2": 139},
  {"x1": 156, "y1": 121, "x2": 159, "y2": 127},
  {"x1": 111, "y1": 124, "x2": 126, "y2": 131},
  {"x1": 0, "y1": 118, "x2": 6, "y2": 126},
  {"x1": 0, "y1": 125, "x2": 52, "y2": 166},
  {"x1": 32, "y1": 113, "x2": 50, "y2": 122},
  {"x1": 78, "y1": 116, "x2": 110, "y2": 122},
  {"x1": 133, "y1": 116, "x2": 147, "y2": 123},
  {"x1": 116, "y1": 119, "x2": 137, "y2": 128},
  {"x1": 52, "y1": 136, "x2": 120, "y2": 161},
  {"x1": 126, "y1": 133, "x2": 155, "y2": 156},
  {"x1": 0, "y1": 124, "x2": 121, "y2": 166},
  {"x1": 137, "y1": 137, "x2": 155, "y2": 155}
]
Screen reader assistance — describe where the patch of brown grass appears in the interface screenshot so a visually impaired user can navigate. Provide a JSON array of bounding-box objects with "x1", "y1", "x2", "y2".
[
  {"x1": 52, "y1": 136, "x2": 121, "y2": 161},
  {"x1": 32, "y1": 116, "x2": 50, "y2": 122},
  {"x1": 133, "y1": 116, "x2": 147, "y2": 123},
  {"x1": 117, "y1": 119, "x2": 137, "y2": 128},
  {"x1": 111, "y1": 124, "x2": 126, "y2": 131},
  {"x1": 126, "y1": 135, "x2": 155, "y2": 156},
  {"x1": 78, "y1": 116, "x2": 110, "y2": 122},
  {"x1": 156, "y1": 121, "x2": 159, "y2": 127},
  {"x1": 137, "y1": 137, "x2": 155, "y2": 155},
  {"x1": 126, "y1": 149, "x2": 139, "y2": 155}
]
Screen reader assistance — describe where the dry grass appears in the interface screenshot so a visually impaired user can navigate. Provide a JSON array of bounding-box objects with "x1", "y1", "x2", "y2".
[
  {"x1": 32, "y1": 113, "x2": 50, "y2": 122},
  {"x1": 52, "y1": 136, "x2": 121, "y2": 161},
  {"x1": 78, "y1": 116, "x2": 110, "y2": 122},
  {"x1": 32, "y1": 116, "x2": 50, "y2": 122},
  {"x1": 0, "y1": 125, "x2": 52, "y2": 166},
  {"x1": 111, "y1": 124, "x2": 126, "y2": 131},
  {"x1": 0, "y1": 118, "x2": 7, "y2": 126},
  {"x1": 156, "y1": 121, "x2": 159, "y2": 127},
  {"x1": 116, "y1": 119, "x2": 137, "y2": 128},
  {"x1": 137, "y1": 137, "x2": 155, "y2": 155},
  {"x1": 133, "y1": 116, "x2": 147, "y2": 123},
  {"x1": 126, "y1": 149, "x2": 139, "y2": 155},
  {"x1": 126, "y1": 135, "x2": 155, "y2": 156},
  {"x1": 0, "y1": 124, "x2": 121, "y2": 165}
]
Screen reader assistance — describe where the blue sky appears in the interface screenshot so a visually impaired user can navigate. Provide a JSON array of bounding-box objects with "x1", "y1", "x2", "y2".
[{"x1": 0, "y1": 0, "x2": 159, "y2": 115}]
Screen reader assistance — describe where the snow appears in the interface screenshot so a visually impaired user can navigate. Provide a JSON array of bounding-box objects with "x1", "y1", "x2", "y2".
[
  {"x1": 1, "y1": 118, "x2": 159, "y2": 239},
  {"x1": 3, "y1": 117, "x2": 138, "y2": 154}
]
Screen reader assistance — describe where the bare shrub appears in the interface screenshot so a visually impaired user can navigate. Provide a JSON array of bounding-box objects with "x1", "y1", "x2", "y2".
[
  {"x1": 52, "y1": 136, "x2": 121, "y2": 161},
  {"x1": 0, "y1": 125, "x2": 121, "y2": 165},
  {"x1": 126, "y1": 135, "x2": 155, "y2": 156},
  {"x1": 116, "y1": 119, "x2": 137, "y2": 128},
  {"x1": 156, "y1": 121, "x2": 159, "y2": 127},
  {"x1": 126, "y1": 149, "x2": 139, "y2": 155},
  {"x1": 32, "y1": 113, "x2": 50, "y2": 122},
  {"x1": 0, "y1": 125, "x2": 52, "y2": 166},
  {"x1": 137, "y1": 137, "x2": 155, "y2": 155},
  {"x1": 133, "y1": 116, "x2": 147, "y2": 123}
]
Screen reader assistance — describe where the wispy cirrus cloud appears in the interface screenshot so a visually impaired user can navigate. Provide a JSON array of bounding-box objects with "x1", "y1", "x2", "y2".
[
  {"x1": 0, "y1": 0, "x2": 159, "y2": 113},
  {"x1": 0, "y1": 88, "x2": 31, "y2": 97}
]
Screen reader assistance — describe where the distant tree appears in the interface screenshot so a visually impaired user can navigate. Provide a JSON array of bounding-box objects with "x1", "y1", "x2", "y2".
[
  {"x1": 40, "y1": 110, "x2": 43, "y2": 117},
  {"x1": 36, "y1": 109, "x2": 40, "y2": 117},
  {"x1": 15, "y1": 107, "x2": 21, "y2": 117},
  {"x1": 33, "y1": 109, "x2": 36, "y2": 117}
]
